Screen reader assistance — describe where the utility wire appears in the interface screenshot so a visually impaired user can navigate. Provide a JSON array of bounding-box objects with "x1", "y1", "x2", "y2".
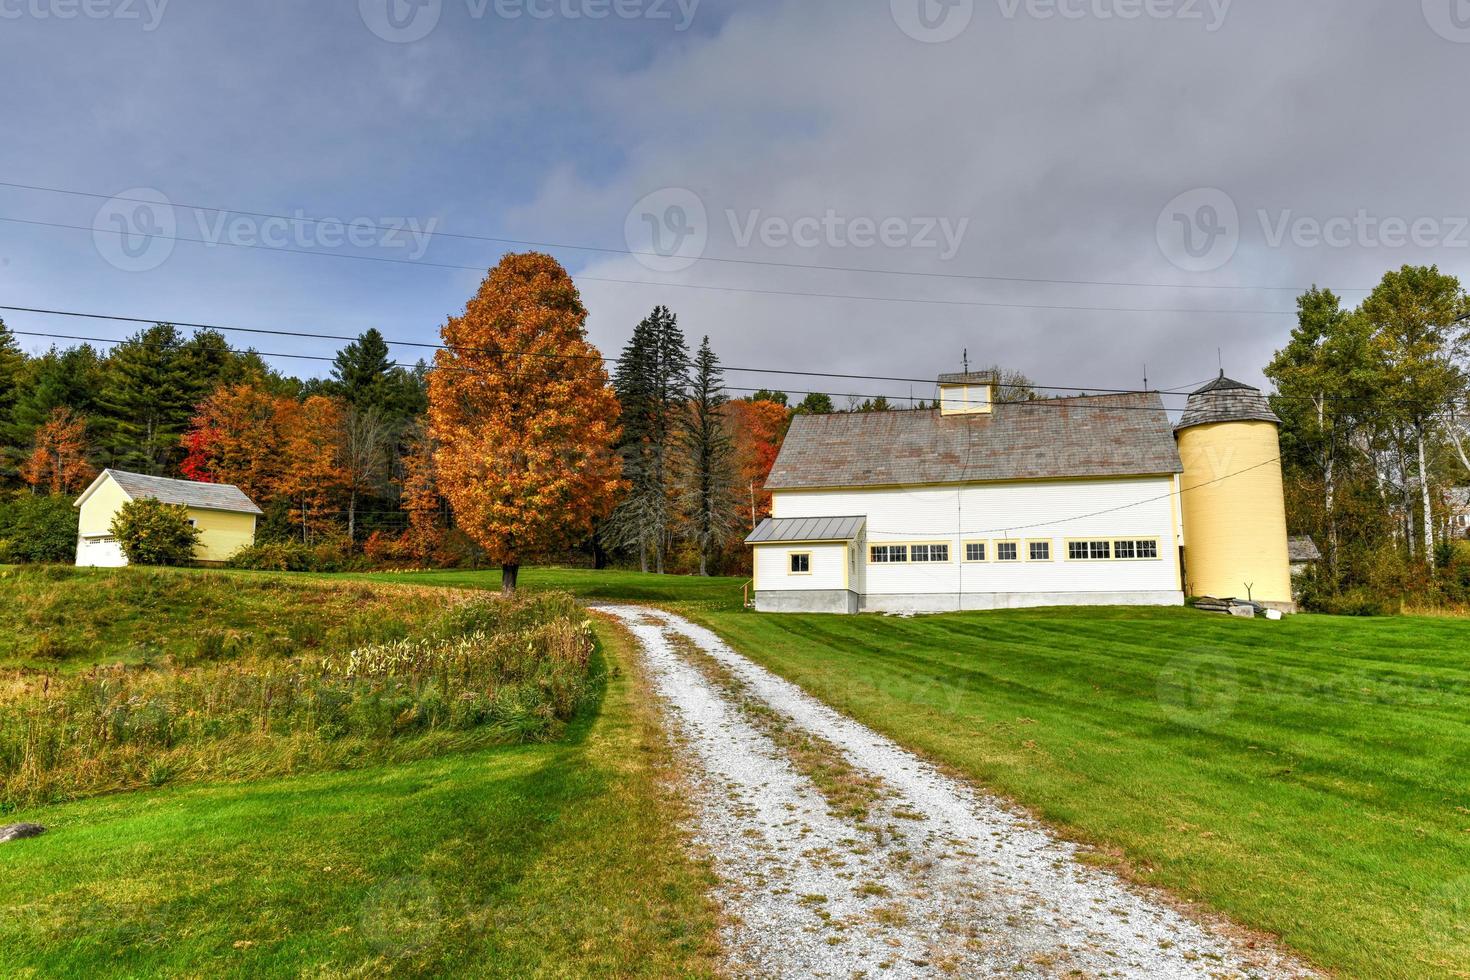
[
  {"x1": 0, "y1": 304, "x2": 1215, "y2": 397},
  {"x1": 2, "y1": 214, "x2": 1306, "y2": 317},
  {"x1": 0, "y1": 178, "x2": 1373, "y2": 294},
  {"x1": 8, "y1": 326, "x2": 1215, "y2": 411}
]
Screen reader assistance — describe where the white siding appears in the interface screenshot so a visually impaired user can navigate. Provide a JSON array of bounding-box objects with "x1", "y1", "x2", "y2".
[
  {"x1": 772, "y1": 477, "x2": 1181, "y2": 600},
  {"x1": 754, "y1": 543, "x2": 849, "y2": 593}
]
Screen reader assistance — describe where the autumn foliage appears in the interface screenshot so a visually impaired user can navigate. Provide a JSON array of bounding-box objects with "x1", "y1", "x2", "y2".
[
  {"x1": 428, "y1": 253, "x2": 624, "y2": 591},
  {"x1": 21, "y1": 407, "x2": 96, "y2": 495},
  {"x1": 728, "y1": 397, "x2": 791, "y2": 525}
]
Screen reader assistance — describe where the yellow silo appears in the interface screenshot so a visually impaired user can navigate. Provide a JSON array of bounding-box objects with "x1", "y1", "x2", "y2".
[{"x1": 1175, "y1": 374, "x2": 1294, "y2": 611}]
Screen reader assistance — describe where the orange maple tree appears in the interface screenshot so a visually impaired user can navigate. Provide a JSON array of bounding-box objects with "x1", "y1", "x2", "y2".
[
  {"x1": 278, "y1": 395, "x2": 348, "y2": 543},
  {"x1": 21, "y1": 407, "x2": 97, "y2": 495},
  {"x1": 428, "y1": 252, "x2": 624, "y2": 592},
  {"x1": 399, "y1": 422, "x2": 446, "y2": 561},
  {"x1": 728, "y1": 397, "x2": 791, "y2": 527},
  {"x1": 181, "y1": 383, "x2": 294, "y2": 503}
]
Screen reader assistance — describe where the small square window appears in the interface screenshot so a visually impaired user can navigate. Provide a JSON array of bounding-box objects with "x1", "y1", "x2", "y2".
[
  {"x1": 1089, "y1": 541, "x2": 1111, "y2": 560},
  {"x1": 1114, "y1": 540, "x2": 1137, "y2": 560},
  {"x1": 1137, "y1": 539, "x2": 1159, "y2": 559},
  {"x1": 1068, "y1": 541, "x2": 1088, "y2": 561},
  {"x1": 966, "y1": 543, "x2": 986, "y2": 562},
  {"x1": 790, "y1": 553, "x2": 811, "y2": 574},
  {"x1": 1029, "y1": 541, "x2": 1051, "y2": 561},
  {"x1": 997, "y1": 542, "x2": 1019, "y2": 562}
]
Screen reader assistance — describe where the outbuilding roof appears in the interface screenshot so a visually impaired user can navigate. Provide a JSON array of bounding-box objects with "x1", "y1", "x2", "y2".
[
  {"x1": 746, "y1": 516, "x2": 866, "y2": 545},
  {"x1": 764, "y1": 393, "x2": 1182, "y2": 491},
  {"x1": 1176, "y1": 374, "x2": 1282, "y2": 431},
  {"x1": 78, "y1": 469, "x2": 264, "y2": 516},
  {"x1": 1288, "y1": 536, "x2": 1323, "y2": 563}
]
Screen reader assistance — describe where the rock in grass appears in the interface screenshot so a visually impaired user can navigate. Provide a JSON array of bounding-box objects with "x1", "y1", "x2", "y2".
[{"x1": 0, "y1": 823, "x2": 45, "y2": 843}]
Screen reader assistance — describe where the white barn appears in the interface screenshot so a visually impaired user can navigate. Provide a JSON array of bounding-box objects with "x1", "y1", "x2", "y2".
[{"x1": 746, "y1": 370, "x2": 1292, "y2": 615}]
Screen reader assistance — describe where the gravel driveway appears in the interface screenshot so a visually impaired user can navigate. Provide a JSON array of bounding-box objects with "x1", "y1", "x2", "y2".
[{"x1": 597, "y1": 605, "x2": 1317, "y2": 980}]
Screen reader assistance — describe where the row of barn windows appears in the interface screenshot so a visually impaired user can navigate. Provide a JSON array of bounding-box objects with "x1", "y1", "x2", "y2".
[
  {"x1": 863, "y1": 539, "x2": 1160, "y2": 566},
  {"x1": 785, "y1": 538, "x2": 1163, "y2": 574}
]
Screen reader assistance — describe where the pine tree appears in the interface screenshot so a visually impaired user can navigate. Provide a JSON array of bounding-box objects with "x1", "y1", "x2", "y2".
[
  {"x1": 0, "y1": 319, "x2": 25, "y2": 477},
  {"x1": 97, "y1": 324, "x2": 195, "y2": 473},
  {"x1": 9, "y1": 345, "x2": 104, "y2": 447},
  {"x1": 683, "y1": 337, "x2": 739, "y2": 576},
  {"x1": 608, "y1": 306, "x2": 690, "y2": 573}
]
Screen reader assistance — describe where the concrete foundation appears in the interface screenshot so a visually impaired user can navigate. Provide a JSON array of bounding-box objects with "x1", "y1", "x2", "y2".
[
  {"x1": 755, "y1": 590, "x2": 1185, "y2": 616},
  {"x1": 754, "y1": 590, "x2": 861, "y2": 614}
]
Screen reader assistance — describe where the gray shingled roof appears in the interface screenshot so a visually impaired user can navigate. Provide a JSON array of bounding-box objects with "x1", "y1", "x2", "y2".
[
  {"x1": 1288, "y1": 536, "x2": 1322, "y2": 563},
  {"x1": 765, "y1": 393, "x2": 1182, "y2": 491},
  {"x1": 937, "y1": 371, "x2": 997, "y2": 385},
  {"x1": 101, "y1": 469, "x2": 263, "y2": 515},
  {"x1": 746, "y1": 516, "x2": 866, "y2": 545},
  {"x1": 1176, "y1": 374, "x2": 1281, "y2": 431}
]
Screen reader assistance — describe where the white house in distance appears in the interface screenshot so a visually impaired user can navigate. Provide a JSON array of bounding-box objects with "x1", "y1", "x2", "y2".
[
  {"x1": 746, "y1": 370, "x2": 1294, "y2": 615},
  {"x1": 74, "y1": 469, "x2": 262, "y2": 567}
]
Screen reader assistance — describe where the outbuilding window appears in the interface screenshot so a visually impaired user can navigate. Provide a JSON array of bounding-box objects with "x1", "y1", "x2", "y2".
[{"x1": 789, "y1": 552, "x2": 811, "y2": 575}]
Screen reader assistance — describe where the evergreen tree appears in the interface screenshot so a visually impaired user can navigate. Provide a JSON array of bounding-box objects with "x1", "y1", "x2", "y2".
[
  {"x1": 97, "y1": 324, "x2": 195, "y2": 474},
  {"x1": 0, "y1": 320, "x2": 25, "y2": 474},
  {"x1": 684, "y1": 337, "x2": 739, "y2": 576},
  {"x1": 608, "y1": 306, "x2": 690, "y2": 573},
  {"x1": 794, "y1": 392, "x2": 834, "y2": 415},
  {"x1": 9, "y1": 345, "x2": 104, "y2": 448},
  {"x1": 331, "y1": 328, "x2": 393, "y2": 404}
]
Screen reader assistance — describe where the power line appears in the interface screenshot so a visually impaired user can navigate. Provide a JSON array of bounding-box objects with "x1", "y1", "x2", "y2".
[
  {"x1": 0, "y1": 178, "x2": 1373, "y2": 294},
  {"x1": 8, "y1": 326, "x2": 1217, "y2": 412},
  {"x1": 0, "y1": 303, "x2": 1212, "y2": 397},
  {"x1": 1, "y1": 214, "x2": 1307, "y2": 318}
]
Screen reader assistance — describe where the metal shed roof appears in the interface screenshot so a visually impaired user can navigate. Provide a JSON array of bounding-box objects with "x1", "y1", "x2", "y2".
[
  {"x1": 85, "y1": 469, "x2": 264, "y2": 516},
  {"x1": 745, "y1": 516, "x2": 866, "y2": 545}
]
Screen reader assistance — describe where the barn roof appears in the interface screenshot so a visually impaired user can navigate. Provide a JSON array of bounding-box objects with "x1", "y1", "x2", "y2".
[
  {"x1": 746, "y1": 516, "x2": 866, "y2": 545},
  {"x1": 1176, "y1": 373, "x2": 1281, "y2": 431},
  {"x1": 81, "y1": 469, "x2": 264, "y2": 516},
  {"x1": 1288, "y1": 536, "x2": 1323, "y2": 563},
  {"x1": 765, "y1": 393, "x2": 1182, "y2": 491}
]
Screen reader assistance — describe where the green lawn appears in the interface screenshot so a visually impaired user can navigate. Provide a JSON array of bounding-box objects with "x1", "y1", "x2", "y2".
[
  {"x1": 684, "y1": 603, "x2": 1470, "y2": 979},
  {"x1": 0, "y1": 620, "x2": 719, "y2": 978}
]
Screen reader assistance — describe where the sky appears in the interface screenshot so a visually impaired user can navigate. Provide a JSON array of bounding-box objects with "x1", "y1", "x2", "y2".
[{"x1": 1, "y1": 0, "x2": 1467, "y2": 412}]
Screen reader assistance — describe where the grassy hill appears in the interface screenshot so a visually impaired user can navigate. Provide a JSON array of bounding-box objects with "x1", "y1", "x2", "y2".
[{"x1": 0, "y1": 621, "x2": 718, "y2": 977}]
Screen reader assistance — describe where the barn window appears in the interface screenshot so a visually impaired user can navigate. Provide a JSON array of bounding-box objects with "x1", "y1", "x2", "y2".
[
  {"x1": 789, "y1": 552, "x2": 811, "y2": 574},
  {"x1": 996, "y1": 542, "x2": 1019, "y2": 562},
  {"x1": 870, "y1": 545, "x2": 908, "y2": 564},
  {"x1": 1028, "y1": 541, "x2": 1051, "y2": 561},
  {"x1": 1114, "y1": 539, "x2": 1137, "y2": 559},
  {"x1": 912, "y1": 544, "x2": 949, "y2": 563},
  {"x1": 1069, "y1": 541, "x2": 1112, "y2": 560},
  {"x1": 965, "y1": 542, "x2": 986, "y2": 562}
]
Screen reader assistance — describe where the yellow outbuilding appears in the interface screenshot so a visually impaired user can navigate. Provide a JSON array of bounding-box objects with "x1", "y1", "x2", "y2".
[
  {"x1": 73, "y1": 469, "x2": 262, "y2": 567},
  {"x1": 1175, "y1": 374, "x2": 1294, "y2": 611}
]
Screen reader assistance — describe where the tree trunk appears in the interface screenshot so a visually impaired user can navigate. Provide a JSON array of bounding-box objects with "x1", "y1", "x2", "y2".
[
  {"x1": 348, "y1": 488, "x2": 357, "y2": 546},
  {"x1": 1417, "y1": 424, "x2": 1435, "y2": 565},
  {"x1": 502, "y1": 563, "x2": 520, "y2": 594}
]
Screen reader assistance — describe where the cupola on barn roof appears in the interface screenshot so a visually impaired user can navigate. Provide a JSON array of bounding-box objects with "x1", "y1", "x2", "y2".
[{"x1": 1175, "y1": 373, "x2": 1282, "y2": 432}]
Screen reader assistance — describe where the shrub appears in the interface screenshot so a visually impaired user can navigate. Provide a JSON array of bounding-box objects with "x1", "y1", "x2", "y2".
[
  {"x1": 226, "y1": 540, "x2": 318, "y2": 571},
  {"x1": 0, "y1": 493, "x2": 80, "y2": 563},
  {"x1": 110, "y1": 499, "x2": 201, "y2": 567}
]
